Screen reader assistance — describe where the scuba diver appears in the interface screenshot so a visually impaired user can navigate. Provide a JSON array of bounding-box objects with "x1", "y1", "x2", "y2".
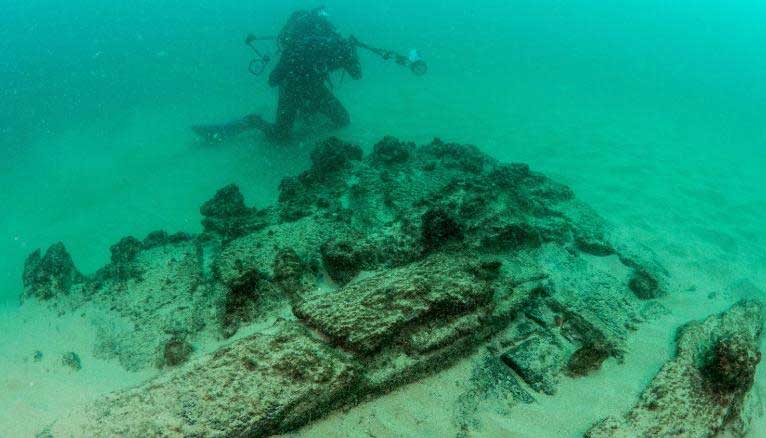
[{"x1": 193, "y1": 7, "x2": 362, "y2": 143}]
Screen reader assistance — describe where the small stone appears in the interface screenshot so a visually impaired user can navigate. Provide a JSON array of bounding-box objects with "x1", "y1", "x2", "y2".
[
  {"x1": 575, "y1": 237, "x2": 615, "y2": 256},
  {"x1": 482, "y1": 223, "x2": 542, "y2": 251},
  {"x1": 273, "y1": 248, "x2": 313, "y2": 300},
  {"x1": 200, "y1": 184, "x2": 249, "y2": 218},
  {"x1": 501, "y1": 335, "x2": 563, "y2": 395},
  {"x1": 110, "y1": 236, "x2": 143, "y2": 264},
  {"x1": 142, "y1": 230, "x2": 169, "y2": 248},
  {"x1": 33, "y1": 351, "x2": 43, "y2": 362},
  {"x1": 421, "y1": 138, "x2": 487, "y2": 173},
  {"x1": 469, "y1": 260, "x2": 503, "y2": 281},
  {"x1": 22, "y1": 242, "x2": 83, "y2": 300},
  {"x1": 421, "y1": 207, "x2": 464, "y2": 251},
  {"x1": 702, "y1": 335, "x2": 761, "y2": 394},
  {"x1": 566, "y1": 343, "x2": 611, "y2": 377},
  {"x1": 162, "y1": 338, "x2": 193, "y2": 367},
  {"x1": 200, "y1": 185, "x2": 259, "y2": 239},
  {"x1": 62, "y1": 352, "x2": 82, "y2": 371},
  {"x1": 309, "y1": 137, "x2": 363, "y2": 175},
  {"x1": 220, "y1": 271, "x2": 265, "y2": 338},
  {"x1": 629, "y1": 268, "x2": 661, "y2": 300},
  {"x1": 320, "y1": 239, "x2": 370, "y2": 285},
  {"x1": 106, "y1": 236, "x2": 144, "y2": 281},
  {"x1": 371, "y1": 136, "x2": 413, "y2": 164},
  {"x1": 167, "y1": 232, "x2": 192, "y2": 243},
  {"x1": 273, "y1": 248, "x2": 305, "y2": 282},
  {"x1": 488, "y1": 163, "x2": 532, "y2": 188}
]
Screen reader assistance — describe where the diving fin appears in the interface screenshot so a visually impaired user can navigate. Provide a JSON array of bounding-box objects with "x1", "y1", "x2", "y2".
[{"x1": 192, "y1": 117, "x2": 259, "y2": 143}]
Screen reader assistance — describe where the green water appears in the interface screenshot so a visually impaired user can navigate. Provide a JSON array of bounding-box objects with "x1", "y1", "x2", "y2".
[
  {"x1": 2, "y1": 1, "x2": 765, "y2": 305},
  {"x1": 1, "y1": 1, "x2": 766, "y2": 435}
]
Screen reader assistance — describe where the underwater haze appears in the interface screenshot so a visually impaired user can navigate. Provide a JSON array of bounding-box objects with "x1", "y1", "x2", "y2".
[
  {"x1": 2, "y1": 1, "x2": 765, "y2": 303},
  {"x1": 1, "y1": 0, "x2": 765, "y2": 436}
]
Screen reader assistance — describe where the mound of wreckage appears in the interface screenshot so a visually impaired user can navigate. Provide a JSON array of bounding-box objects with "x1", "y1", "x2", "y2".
[{"x1": 24, "y1": 136, "x2": 762, "y2": 436}]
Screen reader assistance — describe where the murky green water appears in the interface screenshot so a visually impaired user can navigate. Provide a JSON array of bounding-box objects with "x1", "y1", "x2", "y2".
[{"x1": 1, "y1": 1, "x2": 764, "y2": 435}]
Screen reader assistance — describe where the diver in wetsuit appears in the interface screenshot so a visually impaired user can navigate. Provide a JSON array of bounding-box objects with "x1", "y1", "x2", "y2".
[
  {"x1": 193, "y1": 8, "x2": 361, "y2": 142},
  {"x1": 255, "y1": 8, "x2": 361, "y2": 140}
]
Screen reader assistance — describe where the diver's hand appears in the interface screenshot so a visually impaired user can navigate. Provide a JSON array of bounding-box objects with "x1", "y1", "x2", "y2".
[{"x1": 347, "y1": 64, "x2": 362, "y2": 80}]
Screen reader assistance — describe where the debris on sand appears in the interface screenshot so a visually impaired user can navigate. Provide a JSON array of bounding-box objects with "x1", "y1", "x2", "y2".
[
  {"x1": 587, "y1": 300, "x2": 764, "y2": 437},
  {"x1": 61, "y1": 352, "x2": 82, "y2": 371}
]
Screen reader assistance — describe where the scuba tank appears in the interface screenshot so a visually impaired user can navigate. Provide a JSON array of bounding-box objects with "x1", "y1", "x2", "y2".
[{"x1": 277, "y1": 7, "x2": 339, "y2": 53}]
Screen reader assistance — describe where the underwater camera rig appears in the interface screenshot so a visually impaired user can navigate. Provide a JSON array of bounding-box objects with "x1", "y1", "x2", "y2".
[
  {"x1": 245, "y1": 34, "x2": 273, "y2": 76},
  {"x1": 245, "y1": 33, "x2": 427, "y2": 77},
  {"x1": 350, "y1": 36, "x2": 428, "y2": 76}
]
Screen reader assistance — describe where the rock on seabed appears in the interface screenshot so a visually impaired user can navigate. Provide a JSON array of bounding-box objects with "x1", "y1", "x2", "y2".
[
  {"x1": 27, "y1": 136, "x2": 745, "y2": 436},
  {"x1": 587, "y1": 300, "x2": 765, "y2": 437}
]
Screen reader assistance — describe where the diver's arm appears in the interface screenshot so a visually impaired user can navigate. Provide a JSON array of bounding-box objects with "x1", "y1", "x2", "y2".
[
  {"x1": 346, "y1": 62, "x2": 362, "y2": 80},
  {"x1": 344, "y1": 42, "x2": 362, "y2": 80}
]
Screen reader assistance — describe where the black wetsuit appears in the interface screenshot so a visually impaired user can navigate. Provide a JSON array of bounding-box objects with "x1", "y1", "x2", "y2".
[{"x1": 254, "y1": 10, "x2": 362, "y2": 141}]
